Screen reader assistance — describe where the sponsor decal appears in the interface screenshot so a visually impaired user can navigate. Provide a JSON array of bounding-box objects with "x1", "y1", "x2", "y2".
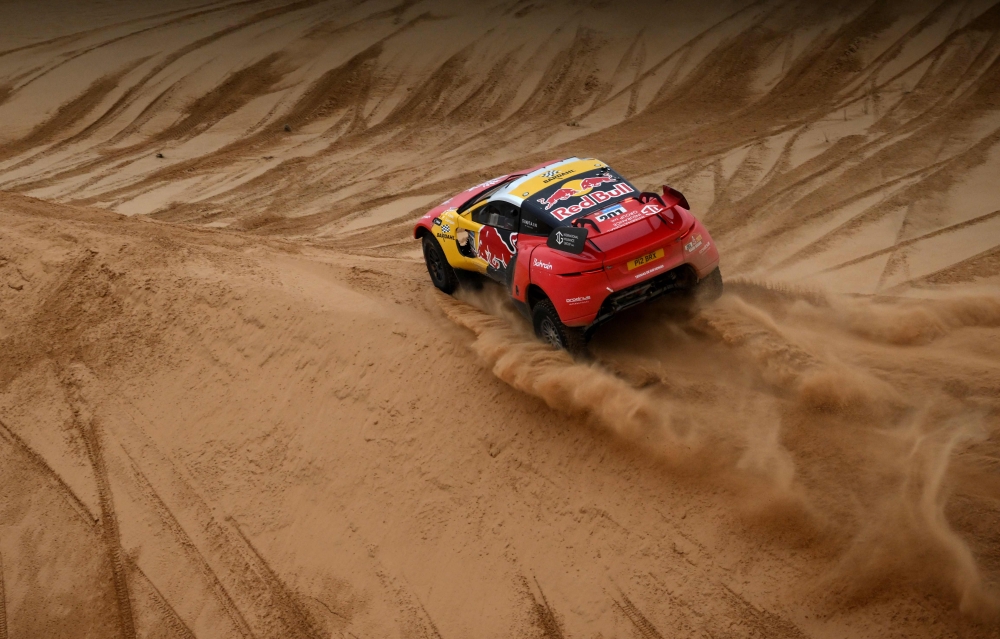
[
  {"x1": 566, "y1": 296, "x2": 591, "y2": 304},
  {"x1": 471, "y1": 176, "x2": 507, "y2": 191},
  {"x1": 633, "y1": 263, "x2": 665, "y2": 280},
  {"x1": 536, "y1": 172, "x2": 626, "y2": 210},
  {"x1": 588, "y1": 201, "x2": 665, "y2": 233},
  {"x1": 546, "y1": 183, "x2": 636, "y2": 221},
  {"x1": 433, "y1": 218, "x2": 442, "y2": 226},
  {"x1": 533, "y1": 258, "x2": 553, "y2": 270},
  {"x1": 627, "y1": 248, "x2": 664, "y2": 271},
  {"x1": 547, "y1": 226, "x2": 588, "y2": 254},
  {"x1": 438, "y1": 233, "x2": 455, "y2": 240},
  {"x1": 684, "y1": 233, "x2": 703, "y2": 253},
  {"x1": 595, "y1": 204, "x2": 626, "y2": 223},
  {"x1": 440, "y1": 224, "x2": 451, "y2": 233},
  {"x1": 699, "y1": 241, "x2": 712, "y2": 254},
  {"x1": 541, "y1": 168, "x2": 576, "y2": 183},
  {"x1": 538, "y1": 187, "x2": 579, "y2": 211},
  {"x1": 579, "y1": 175, "x2": 617, "y2": 190},
  {"x1": 475, "y1": 227, "x2": 518, "y2": 270}
]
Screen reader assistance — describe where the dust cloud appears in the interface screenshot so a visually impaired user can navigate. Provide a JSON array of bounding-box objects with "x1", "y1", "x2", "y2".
[{"x1": 444, "y1": 281, "x2": 1000, "y2": 618}]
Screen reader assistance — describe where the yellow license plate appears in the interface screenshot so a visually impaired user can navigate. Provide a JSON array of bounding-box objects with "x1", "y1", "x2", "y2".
[{"x1": 627, "y1": 248, "x2": 664, "y2": 270}]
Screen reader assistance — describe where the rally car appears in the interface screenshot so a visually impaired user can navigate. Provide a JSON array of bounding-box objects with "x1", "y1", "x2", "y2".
[{"x1": 414, "y1": 157, "x2": 722, "y2": 351}]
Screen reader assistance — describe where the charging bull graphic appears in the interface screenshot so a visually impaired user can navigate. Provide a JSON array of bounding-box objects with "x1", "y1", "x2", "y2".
[
  {"x1": 538, "y1": 187, "x2": 579, "y2": 211},
  {"x1": 549, "y1": 182, "x2": 636, "y2": 221},
  {"x1": 538, "y1": 175, "x2": 623, "y2": 220},
  {"x1": 476, "y1": 226, "x2": 518, "y2": 270},
  {"x1": 537, "y1": 175, "x2": 619, "y2": 210},
  {"x1": 580, "y1": 175, "x2": 617, "y2": 190}
]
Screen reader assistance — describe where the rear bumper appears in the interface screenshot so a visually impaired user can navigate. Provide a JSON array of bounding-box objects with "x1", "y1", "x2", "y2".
[
  {"x1": 561, "y1": 224, "x2": 719, "y2": 327},
  {"x1": 585, "y1": 263, "x2": 702, "y2": 333},
  {"x1": 555, "y1": 256, "x2": 719, "y2": 328},
  {"x1": 529, "y1": 213, "x2": 721, "y2": 328}
]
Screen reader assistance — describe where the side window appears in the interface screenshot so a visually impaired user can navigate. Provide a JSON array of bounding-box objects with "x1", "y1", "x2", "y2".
[
  {"x1": 471, "y1": 202, "x2": 495, "y2": 225},
  {"x1": 472, "y1": 201, "x2": 519, "y2": 231},
  {"x1": 492, "y1": 202, "x2": 519, "y2": 231},
  {"x1": 519, "y1": 206, "x2": 553, "y2": 236}
]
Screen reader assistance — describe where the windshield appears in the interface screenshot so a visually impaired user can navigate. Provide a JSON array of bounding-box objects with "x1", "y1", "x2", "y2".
[
  {"x1": 456, "y1": 177, "x2": 518, "y2": 213},
  {"x1": 519, "y1": 167, "x2": 638, "y2": 228}
]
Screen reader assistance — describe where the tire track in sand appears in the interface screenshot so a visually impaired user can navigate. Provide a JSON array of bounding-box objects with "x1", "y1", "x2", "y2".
[
  {"x1": 612, "y1": 592, "x2": 664, "y2": 639},
  {"x1": 6, "y1": 0, "x2": 330, "y2": 194},
  {"x1": 520, "y1": 576, "x2": 565, "y2": 639},
  {"x1": 0, "y1": 417, "x2": 97, "y2": 526},
  {"x1": 7, "y1": 0, "x2": 275, "y2": 92},
  {"x1": 118, "y1": 448, "x2": 255, "y2": 639},
  {"x1": 63, "y1": 368, "x2": 138, "y2": 639},
  {"x1": 127, "y1": 556, "x2": 197, "y2": 639},
  {"x1": 226, "y1": 517, "x2": 326, "y2": 639},
  {"x1": 0, "y1": 549, "x2": 7, "y2": 639},
  {"x1": 106, "y1": 390, "x2": 325, "y2": 639},
  {"x1": 0, "y1": 62, "x2": 145, "y2": 163}
]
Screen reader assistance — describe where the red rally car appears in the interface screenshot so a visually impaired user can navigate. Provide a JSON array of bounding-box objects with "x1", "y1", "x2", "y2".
[{"x1": 414, "y1": 157, "x2": 722, "y2": 351}]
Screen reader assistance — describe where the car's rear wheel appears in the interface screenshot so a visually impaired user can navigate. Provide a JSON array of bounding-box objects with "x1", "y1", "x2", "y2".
[
  {"x1": 532, "y1": 299, "x2": 586, "y2": 354},
  {"x1": 694, "y1": 267, "x2": 723, "y2": 303},
  {"x1": 422, "y1": 234, "x2": 459, "y2": 294}
]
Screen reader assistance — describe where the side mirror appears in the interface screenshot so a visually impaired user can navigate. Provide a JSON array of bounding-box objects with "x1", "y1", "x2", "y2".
[
  {"x1": 661, "y1": 185, "x2": 690, "y2": 210},
  {"x1": 547, "y1": 226, "x2": 588, "y2": 254}
]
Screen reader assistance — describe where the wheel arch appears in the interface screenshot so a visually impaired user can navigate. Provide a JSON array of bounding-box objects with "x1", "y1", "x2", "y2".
[
  {"x1": 526, "y1": 284, "x2": 549, "y2": 311},
  {"x1": 414, "y1": 224, "x2": 433, "y2": 240}
]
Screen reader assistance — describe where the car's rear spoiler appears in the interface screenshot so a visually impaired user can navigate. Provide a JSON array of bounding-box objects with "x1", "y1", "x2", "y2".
[
  {"x1": 572, "y1": 185, "x2": 690, "y2": 235},
  {"x1": 659, "y1": 185, "x2": 689, "y2": 210}
]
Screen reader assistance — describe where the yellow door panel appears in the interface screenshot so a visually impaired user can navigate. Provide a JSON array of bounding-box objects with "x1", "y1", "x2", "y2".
[{"x1": 435, "y1": 209, "x2": 486, "y2": 273}]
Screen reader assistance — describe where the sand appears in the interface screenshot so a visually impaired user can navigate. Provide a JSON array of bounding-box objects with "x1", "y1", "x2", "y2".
[{"x1": 1, "y1": 1, "x2": 1000, "y2": 637}]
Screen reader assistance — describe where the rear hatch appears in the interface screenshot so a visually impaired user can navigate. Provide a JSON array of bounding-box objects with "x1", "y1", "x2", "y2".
[{"x1": 584, "y1": 198, "x2": 693, "y2": 290}]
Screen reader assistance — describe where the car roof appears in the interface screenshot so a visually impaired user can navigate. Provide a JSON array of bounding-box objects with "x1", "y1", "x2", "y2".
[
  {"x1": 490, "y1": 157, "x2": 598, "y2": 205},
  {"x1": 489, "y1": 157, "x2": 638, "y2": 227}
]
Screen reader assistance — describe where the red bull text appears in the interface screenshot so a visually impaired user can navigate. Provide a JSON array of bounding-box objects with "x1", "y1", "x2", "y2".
[{"x1": 549, "y1": 183, "x2": 635, "y2": 221}]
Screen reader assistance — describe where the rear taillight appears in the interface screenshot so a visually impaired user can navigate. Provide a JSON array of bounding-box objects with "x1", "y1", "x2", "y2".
[{"x1": 561, "y1": 267, "x2": 605, "y2": 277}]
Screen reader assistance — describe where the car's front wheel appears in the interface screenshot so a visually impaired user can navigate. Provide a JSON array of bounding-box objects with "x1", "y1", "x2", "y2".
[
  {"x1": 532, "y1": 299, "x2": 586, "y2": 354},
  {"x1": 422, "y1": 234, "x2": 459, "y2": 294}
]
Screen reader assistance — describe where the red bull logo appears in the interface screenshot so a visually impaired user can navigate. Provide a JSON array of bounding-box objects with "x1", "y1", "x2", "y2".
[
  {"x1": 579, "y1": 175, "x2": 616, "y2": 190},
  {"x1": 549, "y1": 182, "x2": 635, "y2": 221},
  {"x1": 538, "y1": 187, "x2": 578, "y2": 210},
  {"x1": 535, "y1": 174, "x2": 626, "y2": 215},
  {"x1": 476, "y1": 226, "x2": 518, "y2": 270}
]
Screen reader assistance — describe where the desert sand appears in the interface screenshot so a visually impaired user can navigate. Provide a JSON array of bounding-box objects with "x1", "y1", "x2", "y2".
[{"x1": 1, "y1": 1, "x2": 1000, "y2": 637}]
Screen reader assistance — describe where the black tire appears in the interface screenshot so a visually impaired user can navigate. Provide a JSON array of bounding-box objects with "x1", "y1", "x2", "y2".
[
  {"x1": 694, "y1": 267, "x2": 723, "y2": 303},
  {"x1": 422, "y1": 234, "x2": 459, "y2": 294},
  {"x1": 532, "y1": 299, "x2": 587, "y2": 354}
]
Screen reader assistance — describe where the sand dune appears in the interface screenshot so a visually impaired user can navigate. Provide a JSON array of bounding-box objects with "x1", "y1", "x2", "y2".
[{"x1": 1, "y1": 1, "x2": 1000, "y2": 637}]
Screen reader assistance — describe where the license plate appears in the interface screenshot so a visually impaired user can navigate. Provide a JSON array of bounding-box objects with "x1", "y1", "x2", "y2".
[{"x1": 627, "y1": 248, "x2": 664, "y2": 270}]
